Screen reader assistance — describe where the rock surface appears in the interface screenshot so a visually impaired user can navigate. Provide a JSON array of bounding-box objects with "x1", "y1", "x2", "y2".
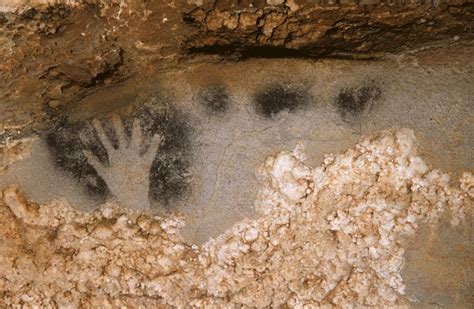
[
  {"x1": 0, "y1": 1, "x2": 472, "y2": 307},
  {"x1": 0, "y1": 129, "x2": 472, "y2": 307},
  {"x1": 0, "y1": 0, "x2": 473, "y2": 132},
  {"x1": 184, "y1": 0, "x2": 473, "y2": 57}
]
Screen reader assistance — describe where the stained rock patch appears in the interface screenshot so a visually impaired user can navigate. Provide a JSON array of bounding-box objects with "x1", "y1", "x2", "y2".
[
  {"x1": 254, "y1": 83, "x2": 309, "y2": 118},
  {"x1": 199, "y1": 85, "x2": 230, "y2": 115},
  {"x1": 335, "y1": 84, "x2": 382, "y2": 121},
  {"x1": 46, "y1": 106, "x2": 192, "y2": 210}
]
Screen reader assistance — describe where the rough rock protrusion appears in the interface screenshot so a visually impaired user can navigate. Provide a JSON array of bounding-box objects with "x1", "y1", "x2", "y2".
[{"x1": 184, "y1": 0, "x2": 473, "y2": 57}]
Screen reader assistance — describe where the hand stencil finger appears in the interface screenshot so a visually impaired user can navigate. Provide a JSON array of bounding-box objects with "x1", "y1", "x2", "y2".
[
  {"x1": 91, "y1": 119, "x2": 115, "y2": 154},
  {"x1": 111, "y1": 114, "x2": 126, "y2": 147}
]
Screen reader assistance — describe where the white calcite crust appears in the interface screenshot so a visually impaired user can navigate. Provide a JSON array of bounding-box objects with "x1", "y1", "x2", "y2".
[{"x1": 0, "y1": 129, "x2": 471, "y2": 307}]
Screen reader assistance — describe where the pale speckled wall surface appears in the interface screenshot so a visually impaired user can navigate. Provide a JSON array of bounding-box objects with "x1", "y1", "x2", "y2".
[{"x1": 1, "y1": 52, "x2": 473, "y2": 242}]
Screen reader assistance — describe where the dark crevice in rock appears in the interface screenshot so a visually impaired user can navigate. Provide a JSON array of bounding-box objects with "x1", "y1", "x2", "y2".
[{"x1": 187, "y1": 44, "x2": 321, "y2": 59}]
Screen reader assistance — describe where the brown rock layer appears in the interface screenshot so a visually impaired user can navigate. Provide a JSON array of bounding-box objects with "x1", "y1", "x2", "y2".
[
  {"x1": 184, "y1": 0, "x2": 474, "y2": 57},
  {"x1": 0, "y1": 0, "x2": 472, "y2": 132}
]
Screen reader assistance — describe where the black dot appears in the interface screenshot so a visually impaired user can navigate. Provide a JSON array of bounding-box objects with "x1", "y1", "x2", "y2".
[
  {"x1": 336, "y1": 89, "x2": 360, "y2": 116},
  {"x1": 335, "y1": 85, "x2": 382, "y2": 119},
  {"x1": 254, "y1": 84, "x2": 308, "y2": 118}
]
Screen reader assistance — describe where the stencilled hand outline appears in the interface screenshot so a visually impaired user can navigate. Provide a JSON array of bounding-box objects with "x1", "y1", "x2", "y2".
[{"x1": 80, "y1": 114, "x2": 163, "y2": 209}]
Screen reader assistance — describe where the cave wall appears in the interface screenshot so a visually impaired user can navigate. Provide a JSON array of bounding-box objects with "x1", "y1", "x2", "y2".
[{"x1": 0, "y1": 0, "x2": 472, "y2": 133}]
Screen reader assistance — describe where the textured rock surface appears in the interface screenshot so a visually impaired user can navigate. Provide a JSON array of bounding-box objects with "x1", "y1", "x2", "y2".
[
  {"x1": 1, "y1": 0, "x2": 473, "y2": 132},
  {"x1": 0, "y1": 0, "x2": 187, "y2": 129},
  {"x1": 0, "y1": 1, "x2": 472, "y2": 307},
  {"x1": 184, "y1": 0, "x2": 473, "y2": 57},
  {"x1": 0, "y1": 129, "x2": 472, "y2": 307},
  {"x1": 1, "y1": 51, "x2": 472, "y2": 243}
]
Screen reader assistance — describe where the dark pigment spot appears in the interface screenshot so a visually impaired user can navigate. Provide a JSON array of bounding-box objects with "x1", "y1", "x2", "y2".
[
  {"x1": 46, "y1": 118, "x2": 110, "y2": 199},
  {"x1": 45, "y1": 106, "x2": 192, "y2": 209},
  {"x1": 254, "y1": 84, "x2": 308, "y2": 118},
  {"x1": 335, "y1": 85, "x2": 382, "y2": 119},
  {"x1": 135, "y1": 107, "x2": 192, "y2": 207},
  {"x1": 200, "y1": 85, "x2": 230, "y2": 114}
]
